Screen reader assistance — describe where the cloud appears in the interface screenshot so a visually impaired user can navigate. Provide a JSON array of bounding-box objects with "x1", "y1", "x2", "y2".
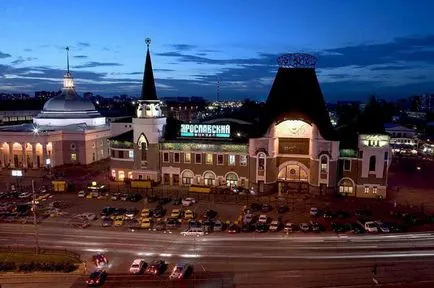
[
  {"x1": 154, "y1": 68, "x2": 175, "y2": 72},
  {"x1": 73, "y1": 55, "x2": 88, "y2": 59},
  {"x1": 11, "y1": 57, "x2": 37, "y2": 65},
  {"x1": 77, "y1": 42, "x2": 90, "y2": 47},
  {"x1": 169, "y1": 44, "x2": 197, "y2": 51},
  {"x1": 0, "y1": 51, "x2": 11, "y2": 59},
  {"x1": 127, "y1": 72, "x2": 142, "y2": 75},
  {"x1": 23, "y1": 48, "x2": 32, "y2": 52},
  {"x1": 73, "y1": 61, "x2": 123, "y2": 68}
]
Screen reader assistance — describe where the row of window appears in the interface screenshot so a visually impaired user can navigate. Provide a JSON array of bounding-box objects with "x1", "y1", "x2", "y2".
[
  {"x1": 111, "y1": 149, "x2": 134, "y2": 159},
  {"x1": 339, "y1": 182, "x2": 378, "y2": 194},
  {"x1": 162, "y1": 152, "x2": 248, "y2": 166}
]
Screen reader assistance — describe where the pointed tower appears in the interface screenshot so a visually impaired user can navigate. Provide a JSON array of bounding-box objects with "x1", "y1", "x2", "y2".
[
  {"x1": 136, "y1": 38, "x2": 162, "y2": 118},
  {"x1": 132, "y1": 38, "x2": 167, "y2": 182}
]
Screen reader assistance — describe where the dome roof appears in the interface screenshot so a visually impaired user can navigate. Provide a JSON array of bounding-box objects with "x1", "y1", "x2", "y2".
[{"x1": 43, "y1": 88, "x2": 96, "y2": 112}]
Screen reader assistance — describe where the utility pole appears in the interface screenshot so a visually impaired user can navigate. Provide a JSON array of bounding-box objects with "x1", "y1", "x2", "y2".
[{"x1": 31, "y1": 180, "x2": 40, "y2": 254}]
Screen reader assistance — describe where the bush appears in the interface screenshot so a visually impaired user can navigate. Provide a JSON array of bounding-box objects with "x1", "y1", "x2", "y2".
[
  {"x1": 0, "y1": 261, "x2": 16, "y2": 271},
  {"x1": 0, "y1": 260, "x2": 77, "y2": 273}
]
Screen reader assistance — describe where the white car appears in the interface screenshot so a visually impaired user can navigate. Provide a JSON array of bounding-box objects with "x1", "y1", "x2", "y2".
[
  {"x1": 77, "y1": 190, "x2": 86, "y2": 198},
  {"x1": 269, "y1": 220, "x2": 280, "y2": 232},
  {"x1": 76, "y1": 213, "x2": 97, "y2": 221},
  {"x1": 129, "y1": 259, "x2": 146, "y2": 274},
  {"x1": 364, "y1": 221, "x2": 378, "y2": 233},
  {"x1": 182, "y1": 198, "x2": 196, "y2": 207},
  {"x1": 299, "y1": 223, "x2": 310, "y2": 232},
  {"x1": 169, "y1": 262, "x2": 192, "y2": 279},
  {"x1": 258, "y1": 214, "x2": 268, "y2": 224},
  {"x1": 375, "y1": 221, "x2": 390, "y2": 233}
]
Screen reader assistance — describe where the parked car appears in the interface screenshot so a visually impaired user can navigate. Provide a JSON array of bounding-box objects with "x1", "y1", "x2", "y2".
[
  {"x1": 141, "y1": 218, "x2": 152, "y2": 229},
  {"x1": 18, "y1": 192, "x2": 32, "y2": 199},
  {"x1": 364, "y1": 221, "x2": 378, "y2": 233},
  {"x1": 146, "y1": 196, "x2": 159, "y2": 203},
  {"x1": 182, "y1": 198, "x2": 196, "y2": 207},
  {"x1": 213, "y1": 220, "x2": 224, "y2": 232},
  {"x1": 243, "y1": 213, "x2": 253, "y2": 224},
  {"x1": 203, "y1": 220, "x2": 214, "y2": 232},
  {"x1": 173, "y1": 198, "x2": 182, "y2": 205},
  {"x1": 78, "y1": 190, "x2": 86, "y2": 198},
  {"x1": 125, "y1": 208, "x2": 139, "y2": 219},
  {"x1": 120, "y1": 194, "x2": 129, "y2": 201},
  {"x1": 184, "y1": 210, "x2": 195, "y2": 220},
  {"x1": 169, "y1": 262, "x2": 192, "y2": 279},
  {"x1": 145, "y1": 260, "x2": 166, "y2": 275},
  {"x1": 158, "y1": 197, "x2": 172, "y2": 205},
  {"x1": 250, "y1": 203, "x2": 262, "y2": 212},
  {"x1": 153, "y1": 206, "x2": 166, "y2": 218},
  {"x1": 203, "y1": 209, "x2": 218, "y2": 220},
  {"x1": 310, "y1": 221, "x2": 324, "y2": 232},
  {"x1": 101, "y1": 216, "x2": 113, "y2": 227},
  {"x1": 101, "y1": 207, "x2": 116, "y2": 217},
  {"x1": 110, "y1": 193, "x2": 121, "y2": 200},
  {"x1": 129, "y1": 259, "x2": 147, "y2": 274},
  {"x1": 258, "y1": 214, "x2": 268, "y2": 224},
  {"x1": 127, "y1": 194, "x2": 142, "y2": 202},
  {"x1": 269, "y1": 220, "x2": 281, "y2": 232},
  {"x1": 331, "y1": 222, "x2": 346, "y2": 232},
  {"x1": 255, "y1": 223, "x2": 269, "y2": 233},
  {"x1": 284, "y1": 222, "x2": 296, "y2": 233},
  {"x1": 228, "y1": 223, "x2": 240, "y2": 233},
  {"x1": 375, "y1": 221, "x2": 390, "y2": 233},
  {"x1": 141, "y1": 208, "x2": 152, "y2": 218},
  {"x1": 241, "y1": 223, "x2": 255, "y2": 232},
  {"x1": 348, "y1": 222, "x2": 365, "y2": 234},
  {"x1": 171, "y1": 209, "x2": 181, "y2": 218},
  {"x1": 167, "y1": 218, "x2": 181, "y2": 229},
  {"x1": 323, "y1": 210, "x2": 335, "y2": 219},
  {"x1": 387, "y1": 222, "x2": 407, "y2": 233},
  {"x1": 86, "y1": 269, "x2": 107, "y2": 286},
  {"x1": 114, "y1": 215, "x2": 124, "y2": 226},
  {"x1": 299, "y1": 223, "x2": 310, "y2": 232},
  {"x1": 155, "y1": 220, "x2": 166, "y2": 231},
  {"x1": 277, "y1": 205, "x2": 289, "y2": 214}
]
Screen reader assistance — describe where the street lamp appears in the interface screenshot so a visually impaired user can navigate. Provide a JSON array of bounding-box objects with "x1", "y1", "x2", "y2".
[{"x1": 31, "y1": 180, "x2": 40, "y2": 254}]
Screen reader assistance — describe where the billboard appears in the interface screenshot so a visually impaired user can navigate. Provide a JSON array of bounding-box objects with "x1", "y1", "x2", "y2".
[
  {"x1": 278, "y1": 138, "x2": 310, "y2": 155},
  {"x1": 180, "y1": 124, "x2": 230, "y2": 138}
]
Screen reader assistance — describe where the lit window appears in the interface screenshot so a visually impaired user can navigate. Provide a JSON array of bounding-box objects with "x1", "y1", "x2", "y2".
[
  {"x1": 339, "y1": 179, "x2": 353, "y2": 193},
  {"x1": 118, "y1": 171, "x2": 125, "y2": 181},
  {"x1": 174, "y1": 152, "x2": 180, "y2": 163},
  {"x1": 195, "y1": 153, "x2": 202, "y2": 164},
  {"x1": 163, "y1": 152, "x2": 169, "y2": 163},
  {"x1": 229, "y1": 155, "x2": 235, "y2": 166},
  {"x1": 364, "y1": 187, "x2": 370, "y2": 193},
  {"x1": 206, "y1": 154, "x2": 213, "y2": 164},
  {"x1": 320, "y1": 156, "x2": 328, "y2": 173},
  {"x1": 373, "y1": 186, "x2": 377, "y2": 194},
  {"x1": 240, "y1": 155, "x2": 247, "y2": 166},
  {"x1": 111, "y1": 169, "x2": 116, "y2": 178},
  {"x1": 100, "y1": 149, "x2": 104, "y2": 156},
  {"x1": 129, "y1": 150, "x2": 134, "y2": 158},
  {"x1": 71, "y1": 153, "x2": 77, "y2": 161},
  {"x1": 217, "y1": 154, "x2": 224, "y2": 165},
  {"x1": 128, "y1": 171, "x2": 133, "y2": 179},
  {"x1": 184, "y1": 152, "x2": 191, "y2": 163}
]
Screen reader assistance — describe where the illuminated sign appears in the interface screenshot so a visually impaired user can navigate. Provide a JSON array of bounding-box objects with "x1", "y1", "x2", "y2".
[
  {"x1": 180, "y1": 124, "x2": 230, "y2": 138},
  {"x1": 11, "y1": 170, "x2": 23, "y2": 177}
]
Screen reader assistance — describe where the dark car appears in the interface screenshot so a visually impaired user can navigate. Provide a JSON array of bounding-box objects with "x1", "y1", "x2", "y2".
[
  {"x1": 101, "y1": 217, "x2": 113, "y2": 227},
  {"x1": 228, "y1": 223, "x2": 240, "y2": 233},
  {"x1": 173, "y1": 198, "x2": 182, "y2": 205},
  {"x1": 250, "y1": 203, "x2": 262, "y2": 212},
  {"x1": 188, "y1": 219, "x2": 202, "y2": 228},
  {"x1": 242, "y1": 223, "x2": 256, "y2": 232},
  {"x1": 153, "y1": 206, "x2": 166, "y2": 218},
  {"x1": 145, "y1": 260, "x2": 166, "y2": 275},
  {"x1": 86, "y1": 269, "x2": 107, "y2": 286},
  {"x1": 120, "y1": 194, "x2": 129, "y2": 201},
  {"x1": 146, "y1": 196, "x2": 159, "y2": 203},
  {"x1": 155, "y1": 221, "x2": 166, "y2": 231},
  {"x1": 113, "y1": 208, "x2": 127, "y2": 216},
  {"x1": 101, "y1": 207, "x2": 116, "y2": 217},
  {"x1": 348, "y1": 222, "x2": 365, "y2": 234},
  {"x1": 331, "y1": 222, "x2": 346, "y2": 232},
  {"x1": 203, "y1": 209, "x2": 218, "y2": 220},
  {"x1": 158, "y1": 197, "x2": 172, "y2": 205},
  {"x1": 167, "y1": 218, "x2": 181, "y2": 229},
  {"x1": 255, "y1": 223, "x2": 269, "y2": 233},
  {"x1": 310, "y1": 221, "x2": 324, "y2": 232},
  {"x1": 203, "y1": 220, "x2": 214, "y2": 232},
  {"x1": 127, "y1": 194, "x2": 142, "y2": 202},
  {"x1": 261, "y1": 203, "x2": 272, "y2": 212},
  {"x1": 277, "y1": 205, "x2": 289, "y2": 214},
  {"x1": 387, "y1": 222, "x2": 407, "y2": 233}
]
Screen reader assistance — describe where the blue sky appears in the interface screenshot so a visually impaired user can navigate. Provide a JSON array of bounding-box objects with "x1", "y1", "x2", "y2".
[{"x1": 1, "y1": 0, "x2": 434, "y2": 102}]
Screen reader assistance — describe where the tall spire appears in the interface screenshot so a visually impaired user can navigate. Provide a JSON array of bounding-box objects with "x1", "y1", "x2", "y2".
[
  {"x1": 141, "y1": 37, "x2": 158, "y2": 101},
  {"x1": 63, "y1": 47, "x2": 74, "y2": 88}
]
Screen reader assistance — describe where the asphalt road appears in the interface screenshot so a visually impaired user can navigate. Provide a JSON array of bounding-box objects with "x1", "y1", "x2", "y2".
[{"x1": 2, "y1": 224, "x2": 434, "y2": 287}]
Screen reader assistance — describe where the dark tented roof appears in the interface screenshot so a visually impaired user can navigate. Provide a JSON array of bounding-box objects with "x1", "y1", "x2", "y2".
[
  {"x1": 109, "y1": 130, "x2": 133, "y2": 142},
  {"x1": 259, "y1": 67, "x2": 337, "y2": 140},
  {"x1": 141, "y1": 48, "x2": 158, "y2": 101}
]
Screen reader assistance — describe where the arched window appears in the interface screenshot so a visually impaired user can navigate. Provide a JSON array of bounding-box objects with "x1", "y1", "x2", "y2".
[
  {"x1": 137, "y1": 134, "x2": 148, "y2": 161},
  {"x1": 320, "y1": 155, "x2": 328, "y2": 173},
  {"x1": 257, "y1": 153, "x2": 266, "y2": 171},
  {"x1": 339, "y1": 179, "x2": 354, "y2": 194},
  {"x1": 181, "y1": 170, "x2": 194, "y2": 185},
  {"x1": 203, "y1": 171, "x2": 216, "y2": 186},
  {"x1": 369, "y1": 156, "x2": 376, "y2": 172},
  {"x1": 225, "y1": 172, "x2": 239, "y2": 187}
]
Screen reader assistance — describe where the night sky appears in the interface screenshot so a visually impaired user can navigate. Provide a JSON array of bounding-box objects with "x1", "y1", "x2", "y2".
[{"x1": 1, "y1": 0, "x2": 434, "y2": 102}]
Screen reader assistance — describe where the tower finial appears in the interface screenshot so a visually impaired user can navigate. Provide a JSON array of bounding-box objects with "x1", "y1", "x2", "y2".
[
  {"x1": 66, "y1": 47, "x2": 70, "y2": 73},
  {"x1": 145, "y1": 38, "x2": 151, "y2": 49}
]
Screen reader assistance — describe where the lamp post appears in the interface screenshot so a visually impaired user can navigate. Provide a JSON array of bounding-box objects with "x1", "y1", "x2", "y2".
[{"x1": 31, "y1": 180, "x2": 40, "y2": 254}]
